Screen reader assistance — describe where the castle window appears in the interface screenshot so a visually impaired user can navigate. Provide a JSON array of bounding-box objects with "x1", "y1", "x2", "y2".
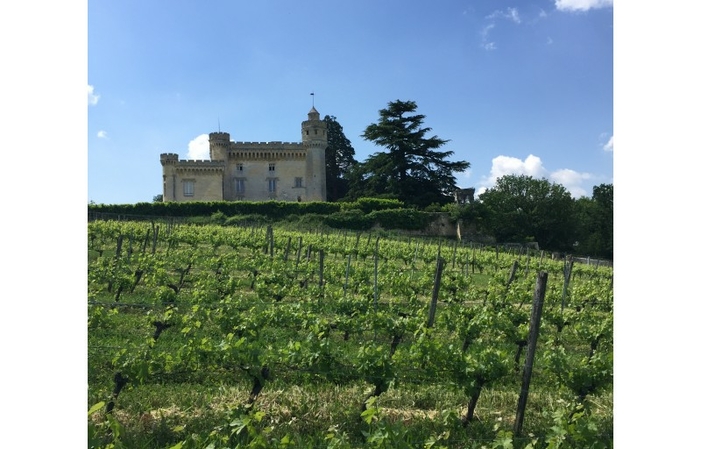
[
  {"x1": 294, "y1": 177, "x2": 303, "y2": 188},
  {"x1": 183, "y1": 179, "x2": 195, "y2": 197},
  {"x1": 268, "y1": 178, "x2": 277, "y2": 193},
  {"x1": 268, "y1": 163, "x2": 275, "y2": 172},
  {"x1": 236, "y1": 163, "x2": 244, "y2": 172},
  {"x1": 235, "y1": 178, "x2": 245, "y2": 194}
]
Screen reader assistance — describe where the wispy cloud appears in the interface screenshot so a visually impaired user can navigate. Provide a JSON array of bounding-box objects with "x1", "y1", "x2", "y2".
[
  {"x1": 97, "y1": 130, "x2": 108, "y2": 139},
  {"x1": 480, "y1": 23, "x2": 497, "y2": 50},
  {"x1": 603, "y1": 135, "x2": 613, "y2": 152},
  {"x1": 476, "y1": 154, "x2": 593, "y2": 198},
  {"x1": 187, "y1": 134, "x2": 210, "y2": 160},
  {"x1": 487, "y1": 7, "x2": 521, "y2": 24},
  {"x1": 554, "y1": 0, "x2": 613, "y2": 12},
  {"x1": 88, "y1": 84, "x2": 100, "y2": 106},
  {"x1": 481, "y1": 8, "x2": 522, "y2": 50}
]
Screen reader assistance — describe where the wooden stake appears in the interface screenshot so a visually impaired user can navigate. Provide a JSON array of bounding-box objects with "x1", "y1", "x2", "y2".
[{"x1": 514, "y1": 271, "x2": 548, "y2": 436}]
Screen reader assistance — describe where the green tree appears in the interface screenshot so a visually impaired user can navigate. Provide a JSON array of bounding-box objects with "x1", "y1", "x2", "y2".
[
  {"x1": 479, "y1": 174, "x2": 576, "y2": 251},
  {"x1": 349, "y1": 100, "x2": 470, "y2": 208},
  {"x1": 324, "y1": 115, "x2": 358, "y2": 202},
  {"x1": 592, "y1": 183, "x2": 613, "y2": 260},
  {"x1": 573, "y1": 183, "x2": 613, "y2": 260}
]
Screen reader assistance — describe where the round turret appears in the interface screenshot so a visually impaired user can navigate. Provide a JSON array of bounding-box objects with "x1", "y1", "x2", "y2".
[
  {"x1": 302, "y1": 107, "x2": 327, "y2": 145},
  {"x1": 301, "y1": 107, "x2": 328, "y2": 201}
]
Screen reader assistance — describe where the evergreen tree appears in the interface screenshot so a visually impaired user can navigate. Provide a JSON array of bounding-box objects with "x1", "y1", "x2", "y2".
[
  {"x1": 350, "y1": 100, "x2": 470, "y2": 208},
  {"x1": 323, "y1": 115, "x2": 357, "y2": 202}
]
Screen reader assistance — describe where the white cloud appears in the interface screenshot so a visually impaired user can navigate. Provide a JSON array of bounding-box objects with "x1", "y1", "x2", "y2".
[
  {"x1": 603, "y1": 135, "x2": 613, "y2": 152},
  {"x1": 554, "y1": 0, "x2": 613, "y2": 12},
  {"x1": 97, "y1": 130, "x2": 107, "y2": 139},
  {"x1": 88, "y1": 84, "x2": 99, "y2": 106},
  {"x1": 487, "y1": 154, "x2": 548, "y2": 186},
  {"x1": 187, "y1": 134, "x2": 210, "y2": 160},
  {"x1": 477, "y1": 154, "x2": 592, "y2": 198},
  {"x1": 487, "y1": 7, "x2": 521, "y2": 24},
  {"x1": 550, "y1": 168, "x2": 592, "y2": 198}
]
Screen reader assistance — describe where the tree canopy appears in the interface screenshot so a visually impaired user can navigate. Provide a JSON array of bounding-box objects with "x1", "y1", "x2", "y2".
[
  {"x1": 573, "y1": 183, "x2": 613, "y2": 260},
  {"x1": 347, "y1": 100, "x2": 470, "y2": 208},
  {"x1": 478, "y1": 174, "x2": 576, "y2": 251},
  {"x1": 323, "y1": 115, "x2": 357, "y2": 202}
]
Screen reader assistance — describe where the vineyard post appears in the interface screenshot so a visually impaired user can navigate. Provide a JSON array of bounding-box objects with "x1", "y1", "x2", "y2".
[
  {"x1": 514, "y1": 271, "x2": 548, "y2": 437},
  {"x1": 427, "y1": 256, "x2": 445, "y2": 328},
  {"x1": 108, "y1": 235, "x2": 124, "y2": 294},
  {"x1": 264, "y1": 225, "x2": 272, "y2": 255},
  {"x1": 506, "y1": 260, "x2": 519, "y2": 289},
  {"x1": 295, "y1": 236, "x2": 303, "y2": 270},
  {"x1": 284, "y1": 236, "x2": 292, "y2": 262},
  {"x1": 451, "y1": 241, "x2": 457, "y2": 269},
  {"x1": 126, "y1": 234, "x2": 133, "y2": 261},
  {"x1": 151, "y1": 226, "x2": 159, "y2": 255},
  {"x1": 116, "y1": 235, "x2": 123, "y2": 259},
  {"x1": 141, "y1": 228, "x2": 151, "y2": 254},
  {"x1": 374, "y1": 237, "x2": 379, "y2": 312},
  {"x1": 561, "y1": 258, "x2": 574, "y2": 312},
  {"x1": 471, "y1": 245, "x2": 476, "y2": 274},
  {"x1": 269, "y1": 226, "x2": 274, "y2": 259},
  {"x1": 344, "y1": 254, "x2": 351, "y2": 297},
  {"x1": 319, "y1": 249, "x2": 324, "y2": 290}
]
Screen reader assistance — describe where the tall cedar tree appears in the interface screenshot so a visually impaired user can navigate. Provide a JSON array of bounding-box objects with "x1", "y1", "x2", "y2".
[
  {"x1": 354, "y1": 100, "x2": 470, "y2": 208},
  {"x1": 323, "y1": 115, "x2": 357, "y2": 202}
]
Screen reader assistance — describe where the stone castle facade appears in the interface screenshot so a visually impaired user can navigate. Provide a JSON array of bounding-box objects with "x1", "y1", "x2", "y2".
[{"x1": 160, "y1": 107, "x2": 327, "y2": 202}]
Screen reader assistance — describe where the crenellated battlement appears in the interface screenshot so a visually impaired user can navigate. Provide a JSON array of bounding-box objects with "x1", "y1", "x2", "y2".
[
  {"x1": 231, "y1": 141, "x2": 303, "y2": 148},
  {"x1": 160, "y1": 153, "x2": 180, "y2": 165},
  {"x1": 175, "y1": 159, "x2": 226, "y2": 166},
  {"x1": 209, "y1": 132, "x2": 231, "y2": 143}
]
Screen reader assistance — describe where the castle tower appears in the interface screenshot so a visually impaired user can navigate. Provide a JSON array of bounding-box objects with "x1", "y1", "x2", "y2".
[
  {"x1": 160, "y1": 153, "x2": 180, "y2": 201},
  {"x1": 209, "y1": 132, "x2": 230, "y2": 161},
  {"x1": 302, "y1": 107, "x2": 328, "y2": 201}
]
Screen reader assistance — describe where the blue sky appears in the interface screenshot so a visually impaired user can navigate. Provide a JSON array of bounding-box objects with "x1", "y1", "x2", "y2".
[{"x1": 88, "y1": 0, "x2": 613, "y2": 204}]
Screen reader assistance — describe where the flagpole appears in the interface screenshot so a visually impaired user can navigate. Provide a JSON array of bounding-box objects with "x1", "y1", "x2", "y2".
[{"x1": 310, "y1": 92, "x2": 315, "y2": 107}]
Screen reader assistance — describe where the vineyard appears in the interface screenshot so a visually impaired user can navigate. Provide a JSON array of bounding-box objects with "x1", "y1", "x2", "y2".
[{"x1": 88, "y1": 219, "x2": 613, "y2": 449}]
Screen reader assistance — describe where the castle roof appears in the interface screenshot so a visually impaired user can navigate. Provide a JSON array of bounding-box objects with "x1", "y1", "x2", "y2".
[{"x1": 307, "y1": 106, "x2": 320, "y2": 120}]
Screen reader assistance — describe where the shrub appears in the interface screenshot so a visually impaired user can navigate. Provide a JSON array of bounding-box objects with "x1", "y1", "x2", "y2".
[
  {"x1": 324, "y1": 209, "x2": 373, "y2": 230},
  {"x1": 367, "y1": 208, "x2": 433, "y2": 231}
]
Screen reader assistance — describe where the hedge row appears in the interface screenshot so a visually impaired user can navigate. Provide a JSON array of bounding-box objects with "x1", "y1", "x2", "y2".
[
  {"x1": 87, "y1": 198, "x2": 404, "y2": 220},
  {"x1": 322, "y1": 208, "x2": 433, "y2": 231},
  {"x1": 88, "y1": 198, "x2": 435, "y2": 231}
]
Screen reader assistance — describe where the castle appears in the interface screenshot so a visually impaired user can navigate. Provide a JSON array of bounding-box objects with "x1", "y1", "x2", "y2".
[{"x1": 160, "y1": 107, "x2": 328, "y2": 202}]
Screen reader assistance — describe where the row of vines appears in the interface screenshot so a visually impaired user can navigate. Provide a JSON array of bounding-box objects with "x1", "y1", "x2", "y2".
[{"x1": 88, "y1": 220, "x2": 613, "y2": 448}]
